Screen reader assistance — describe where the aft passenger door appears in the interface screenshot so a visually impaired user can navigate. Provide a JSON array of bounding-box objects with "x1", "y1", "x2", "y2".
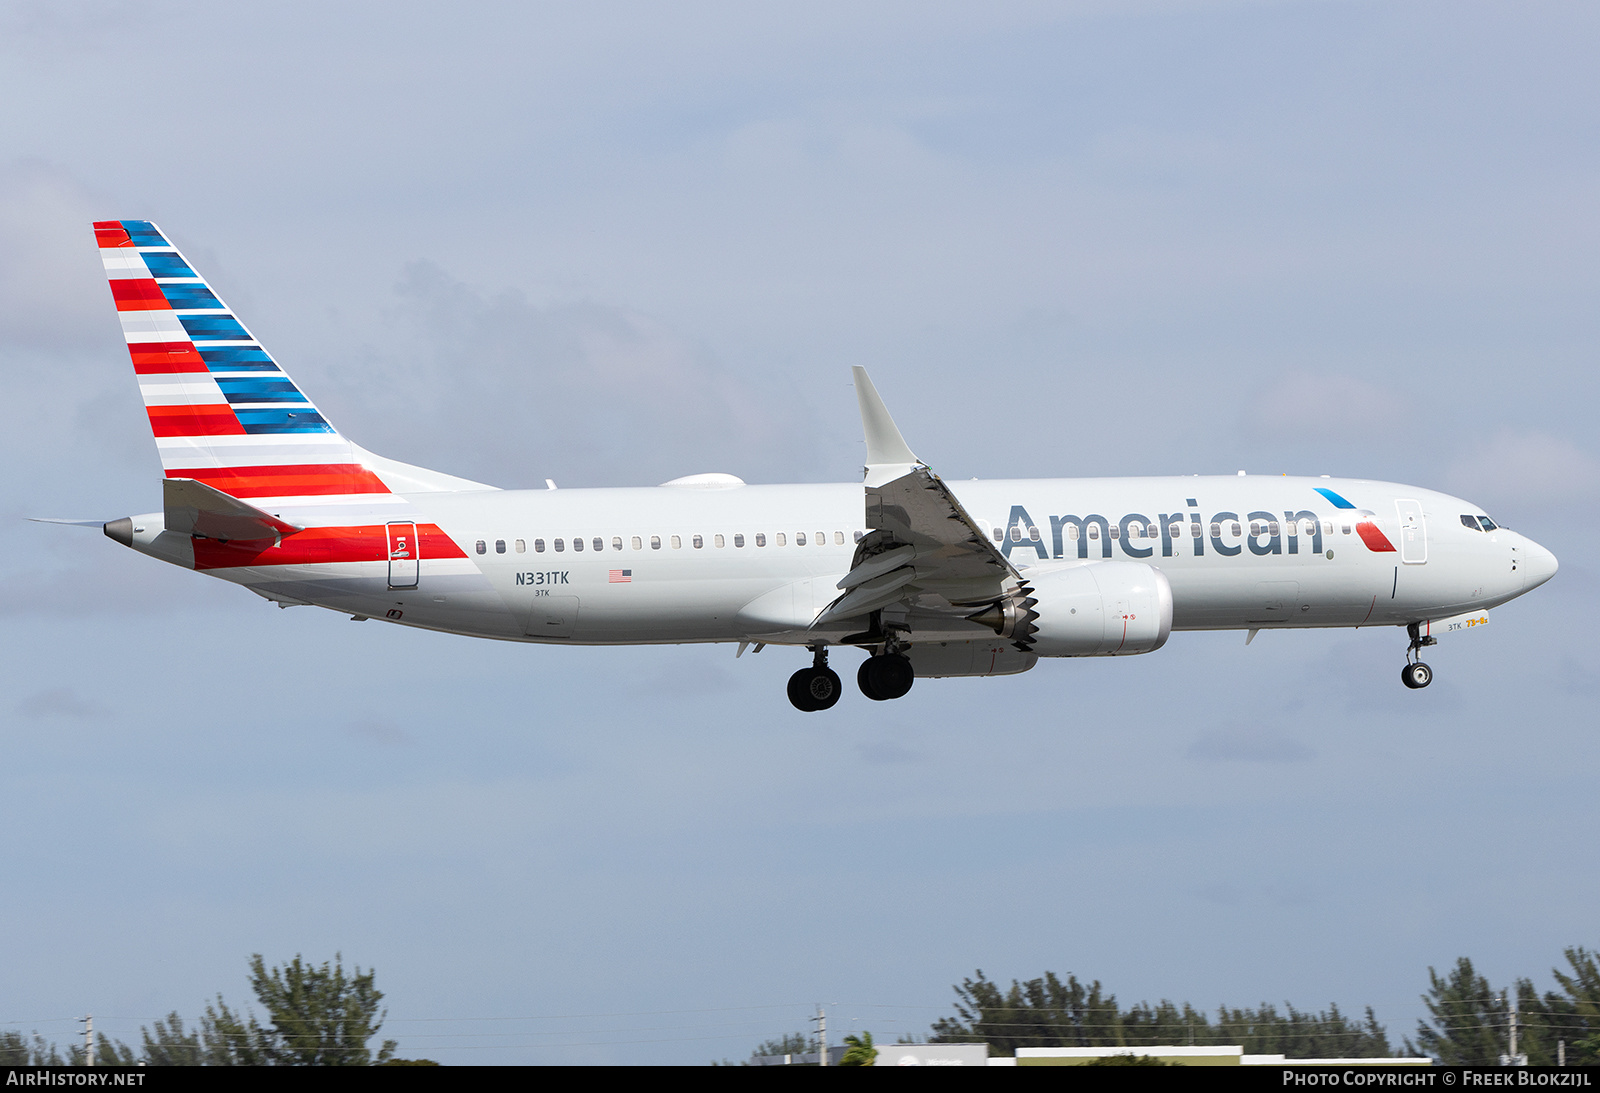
[
  {"x1": 387, "y1": 522, "x2": 420, "y2": 589},
  {"x1": 1395, "y1": 500, "x2": 1427, "y2": 564}
]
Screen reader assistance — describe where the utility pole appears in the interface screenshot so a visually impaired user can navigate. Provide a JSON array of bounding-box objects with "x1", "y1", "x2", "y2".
[
  {"x1": 810, "y1": 1005, "x2": 827, "y2": 1067},
  {"x1": 81, "y1": 1015, "x2": 93, "y2": 1067}
]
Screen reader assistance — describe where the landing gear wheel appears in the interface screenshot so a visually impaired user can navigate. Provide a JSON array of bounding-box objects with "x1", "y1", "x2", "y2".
[
  {"x1": 1401, "y1": 662, "x2": 1433, "y2": 689},
  {"x1": 858, "y1": 655, "x2": 914, "y2": 701},
  {"x1": 787, "y1": 667, "x2": 842, "y2": 711}
]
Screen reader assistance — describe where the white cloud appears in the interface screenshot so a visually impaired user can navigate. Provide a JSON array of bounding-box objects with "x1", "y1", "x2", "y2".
[{"x1": 1247, "y1": 371, "x2": 1406, "y2": 443}]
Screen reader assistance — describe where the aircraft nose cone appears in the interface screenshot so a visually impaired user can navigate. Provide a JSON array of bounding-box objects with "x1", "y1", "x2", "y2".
[{"x1": 1523, "y1": 539, "x2": 1559, "y2": 590}]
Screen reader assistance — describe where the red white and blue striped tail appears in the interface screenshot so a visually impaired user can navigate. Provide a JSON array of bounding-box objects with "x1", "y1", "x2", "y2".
[{"x1": 94, "y1": 219, "x2": 486, "y2": 511}]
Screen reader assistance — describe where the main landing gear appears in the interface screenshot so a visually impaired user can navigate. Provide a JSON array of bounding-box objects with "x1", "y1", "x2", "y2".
[
  {"x1": 787, "y1": 646, "x2": 842, "y2": 712},
  {"x1": 858, "y1": 652, "x2": 914, "y2": 702},
  {"x1": 1401, "y1": 622, "x2": 1436, "y2": 690},
  {"x1": 786, "y1": 645, "x2": 918, "y2": 710}
]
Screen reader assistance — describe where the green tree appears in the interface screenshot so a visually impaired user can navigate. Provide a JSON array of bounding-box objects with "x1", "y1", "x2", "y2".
[
  {"x1": 1551, "y1": 947, "x2": 1600, "y2": 1064},
  {"x1": 840, "y1": 1031, "x2": 877, "y2": 1066},
  {"x1": 931, "y1": 968, "x2": 1395, "y2": 1059},
  {"x1": 208, "y1": 995, "x2": 271, "y2": 1064},
  {"x1": 931, "y1": 970, "x2": 1122, "y2": 1054},
  {"x1": 1410, "y1": 957, "x2": 1508, "y2": 1064},
  {"x1": 0, "y1": 1031, "x2": 63, "y2": 1066},
  {"x1": 246, "y1": 953, "x2": 397, "y2": 1065},
  {"x1": 141, "y1": 1012, "x2": 204, "y2": 1066}
]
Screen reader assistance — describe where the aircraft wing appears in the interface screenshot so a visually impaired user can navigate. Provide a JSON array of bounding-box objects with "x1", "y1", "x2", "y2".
[{"x1": 814, "y1": 370, "x2": 1019, "y2": 627}]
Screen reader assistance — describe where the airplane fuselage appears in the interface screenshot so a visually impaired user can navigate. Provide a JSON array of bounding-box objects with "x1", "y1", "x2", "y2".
[{"x1": 115, "y1": 473, "x2": 1552, "y2": 649}]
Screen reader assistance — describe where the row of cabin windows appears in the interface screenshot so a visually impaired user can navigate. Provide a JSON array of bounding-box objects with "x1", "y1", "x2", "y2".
[
  {"x1": 474, "y1": 530, "x2": 865, "y2": 555},
  {"x1": 998, "y1": 519, "x2": 1354, "y2": 543}
]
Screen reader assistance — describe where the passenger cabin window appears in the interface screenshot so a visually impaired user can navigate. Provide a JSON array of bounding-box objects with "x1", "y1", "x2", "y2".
[
  {"x1": 515, "y1": 539, "x2": 526, "y2": 553},
  {"x1": 1089, "y1": 525, "x2": 1100, "y2": 539},
  {"x1": 992, "y1": 528, "x2": 1003, "y2": 542},
  {"x1": 796, "y1": 532, "x2": 806, "y2": 546},
  {"x1": 1210, "y1": 523, "x2": 1221, "y2": 537},
  {"x1": 1067, "y1": 525, "x2": 1079, "y2": 540},
  {"x1": 815, "y1": 531, "x2": 825, "y2": 545},
  {"x1": 1009, "y1": 527, "x2": 1021, "y2": 542},
  {"x1": 631, "y1": 536, "x2": 642, "y2": 550},
  {"x1": 693, "y1": 534, "x2": 703, "y2": 548},
  {"x1": 475, "y1": 540, "x2": 486, "y2": 554},
  {"x1": 734, "y1": 534, "x2": 745, "y2": 547},
  {"x1": 853, "y1": 531, "x2": 864, "y2": 543},
  {"x1": 495, "y1": 539, "x2": 506, "y2": 554},
  {"x1": 755, "y1": 533, "x2": 766, "y2": 547},
  {"x1": 1168, "y1": 523, "x2": 1181, "y2": 538},
  {"x1": 592, "y1": 537, "x2": 603, "y2": 552},
  {"x1": 534, "y1": 539, "x2": 545, "y2": 552},
  {"x1": 612, "y1": 537, "x2": 623, "y2": 550},
  {"x1": 834, "y1": 531, "x2": 845, "y2": 545},
  {"x1": 650, "y1": 536, "x2": 661, "y2": 549},
  {"x1": 714, "y1": 534, "x2": 725, "y2": 548},
  {"x1": 554, "y1": 539, "x2": 565, "y2": 551},
  {"x1": 1231, "y1": 522, "x2": 1241, "y2": 537},
  {"x1": 1108, "y1": 524, "x2": 1120, "y2": 539},
  {"x1": 1028, "y1": 526, "x2": 1040, "y2": 542},
  {"x1": 671, "y1": 535, "x2": 681, "y2": 548},
  {"x1": 1269, "y1": 521, "x2": 1280, "y2": 536},
  {"x1": 573, "y1": 537, "x2": 584, "y2": 551},
  {"x1": 776, "y1": 533, "x2": 786, "y2": 546}
]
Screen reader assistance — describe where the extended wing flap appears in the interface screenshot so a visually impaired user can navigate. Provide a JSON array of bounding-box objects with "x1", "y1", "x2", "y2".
[{"x1": 163, "y1": 478, "x2": 303, "y2": 541}]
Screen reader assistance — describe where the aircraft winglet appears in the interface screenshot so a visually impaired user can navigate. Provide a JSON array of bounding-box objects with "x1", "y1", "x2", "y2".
[
  {"x1": 852, "y1": 367, "x2": 921, "y2": 486},
  {"x1": 163, "y1": 478, "x2": 303, "y2": 541}
]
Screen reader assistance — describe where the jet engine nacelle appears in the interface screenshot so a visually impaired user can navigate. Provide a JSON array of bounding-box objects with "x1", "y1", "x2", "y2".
[{"x1": 1022, "y1": 561, "x2": 1174, "y2": 657}]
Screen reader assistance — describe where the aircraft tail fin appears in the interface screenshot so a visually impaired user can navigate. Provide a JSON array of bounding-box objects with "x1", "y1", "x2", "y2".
[{"x1": 93, "y1": 220, "x2": 494, "y2": 508}]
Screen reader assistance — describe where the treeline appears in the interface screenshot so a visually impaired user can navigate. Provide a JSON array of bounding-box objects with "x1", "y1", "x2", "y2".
[
  {"x1": 927, "y1": 947, "x2": 1600, "y2": 1063},
  {"x1": 928, "y1": 970, "x2": 1392, "y2": 1058},
  {"x1": 1, "y1": 954, "x2": 419, "y2": 1067}
]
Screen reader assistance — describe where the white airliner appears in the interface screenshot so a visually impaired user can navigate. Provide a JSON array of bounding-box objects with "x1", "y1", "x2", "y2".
[{"x1": 62, "y1": 220, "x2": 1559, "y2": 710}]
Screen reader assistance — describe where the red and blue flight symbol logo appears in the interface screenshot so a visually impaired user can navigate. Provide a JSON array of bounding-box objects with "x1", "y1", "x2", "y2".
[{"x1": 1314, "y1": 487, "x2": 1396, "y2": 553}]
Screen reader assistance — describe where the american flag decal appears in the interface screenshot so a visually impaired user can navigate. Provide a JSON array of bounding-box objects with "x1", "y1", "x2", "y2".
[{"x1": 609, "y1": 569, "x2": 632, "y2": 583}]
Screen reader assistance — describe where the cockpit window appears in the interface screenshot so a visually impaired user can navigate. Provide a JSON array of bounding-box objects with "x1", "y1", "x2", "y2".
[
  {"x1": 1461, "y1": 514, "x2": 1481, "y2": 531},
  {"x1": 1478, "y1": 516, "x2": 1498, "y2": 531}
]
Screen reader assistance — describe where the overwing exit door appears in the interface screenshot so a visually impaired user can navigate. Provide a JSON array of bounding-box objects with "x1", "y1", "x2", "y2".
[{"x1": 387, "y1": 522, "x2": 419, "y2": 589}]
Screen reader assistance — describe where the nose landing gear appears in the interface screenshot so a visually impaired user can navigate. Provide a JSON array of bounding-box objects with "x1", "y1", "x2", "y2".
[
  {"x1": 787, "y1": 646, "x2": 842, "y2": 711},
  {"x1": 1402, "y1": 622, "x2": 1436, "y2": 689}
]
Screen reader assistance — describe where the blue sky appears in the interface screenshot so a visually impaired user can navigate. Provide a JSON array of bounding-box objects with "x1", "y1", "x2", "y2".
[{"x1": 1, "y1": 0, "x2": 1596, "y2": 1063}]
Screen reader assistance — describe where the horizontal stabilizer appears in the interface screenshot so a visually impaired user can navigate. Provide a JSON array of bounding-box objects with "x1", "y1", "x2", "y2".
[
  {"x1": 28, "y1": 517, "x2": 108, "y2": 527},
  {"x1": 164, "y1": 478, "x2": 303, "y2": 541}
]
